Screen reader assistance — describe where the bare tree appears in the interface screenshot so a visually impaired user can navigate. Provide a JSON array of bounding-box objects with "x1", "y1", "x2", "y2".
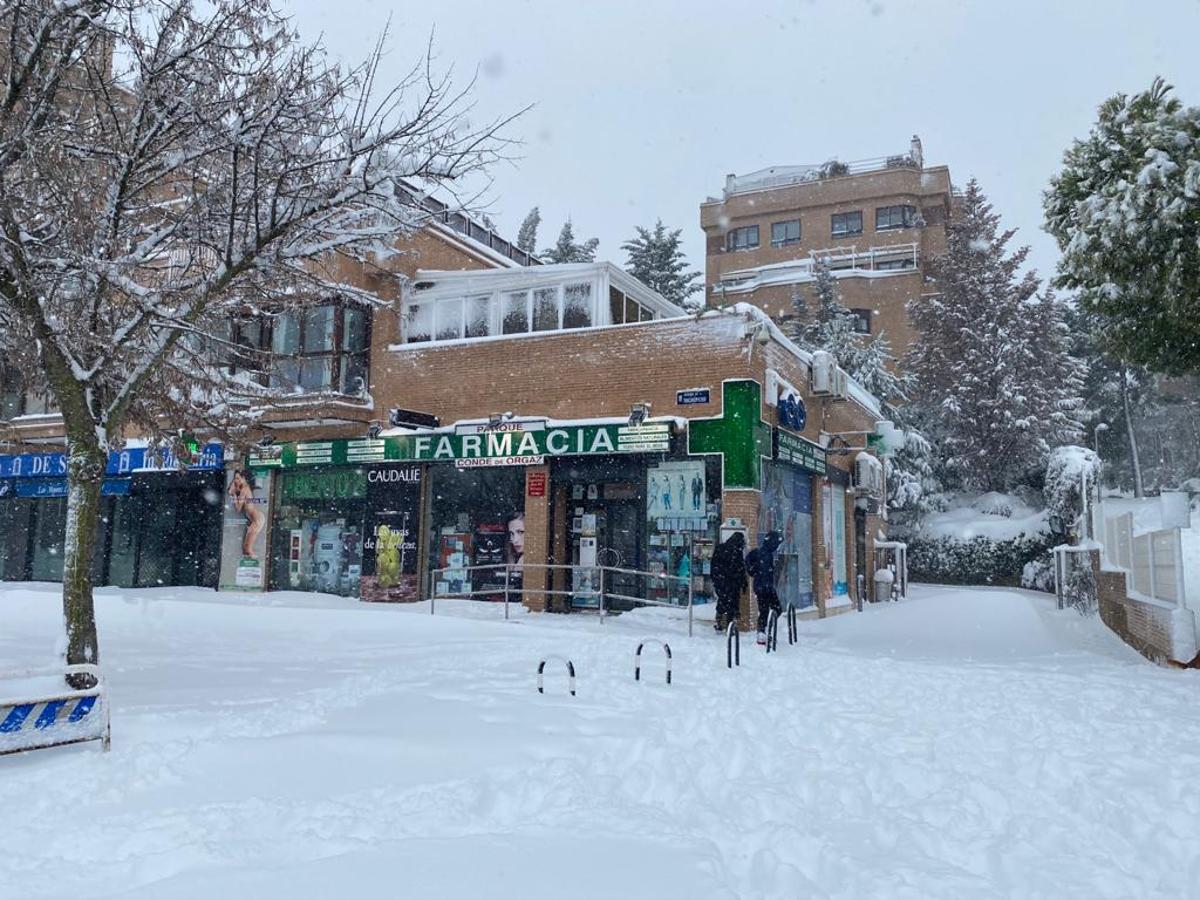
[{"x1": 0, "y1": 0, "x2": 520, "y2": 680}]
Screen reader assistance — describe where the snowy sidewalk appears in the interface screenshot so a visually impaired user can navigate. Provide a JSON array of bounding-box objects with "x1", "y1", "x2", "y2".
[{"x1": 1, "y1": 581, "x2": 1198, "y2": 899}]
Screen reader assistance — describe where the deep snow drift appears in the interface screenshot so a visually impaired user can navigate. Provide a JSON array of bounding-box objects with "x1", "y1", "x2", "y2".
[{"x1": 2, "y1": 582, "x2": 1199, "y2": 899}]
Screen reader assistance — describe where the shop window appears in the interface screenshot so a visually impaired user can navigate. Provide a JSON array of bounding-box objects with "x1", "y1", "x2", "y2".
[
  {"x1": 875, "y1": 204, "x2": 917, "y2": 231},
  {"x1": 502, "y1": 291, "x2": 530, "y2": 334},
  {"x1": 849, "y1": 308, "x2": 872, "y2": 334},
  {"x1": 562, "y1": 282, "x2": 592, "y2": 329},
  {"x1": 725, "y1": 225, "x2": 759, "y2": 251},
  {"x1": 465, "y1": 294, "x2": 492, "y2": 338},
  {"x1": 771, "y1": 219, "x2": 801, "y2": 247},
  {"x1": 831, "y1": 211, "x2": 863, "y2": 237},
  {"x1": 533, "y1": 286, "x2": 559, "y2": 332}
]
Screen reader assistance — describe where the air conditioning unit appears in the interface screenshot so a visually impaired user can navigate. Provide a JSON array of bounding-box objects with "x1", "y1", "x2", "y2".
[
  {"x1": 854, "y1": 452, "x2": 884, "y2": 497},
  {"x1": 830, "y1": 367, "x2": 849, "y2": 401},
  {"x1": 811, "y1": 351, "x2": 835, "y2": 395}
]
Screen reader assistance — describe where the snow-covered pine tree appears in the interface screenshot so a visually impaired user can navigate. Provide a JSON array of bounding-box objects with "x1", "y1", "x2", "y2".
[
  {"x1": 541, "y1": 220, "x2": 599, "y2": 263},
  {"x1": 620, "y1": 219, "x2": 702, "y2": 310},
  {"x1": 516, "y1": 207, "x2": 541, "y2": 254},
  {"x1": 1045, "y1": 78, "x2": 1200, "y2": 376},
  {"x1": 0, "y1": 0, "x2": 517, "y2": 674},
  {"x1": 908, "y1": 179, "x2": 1084, "y2": 492}
]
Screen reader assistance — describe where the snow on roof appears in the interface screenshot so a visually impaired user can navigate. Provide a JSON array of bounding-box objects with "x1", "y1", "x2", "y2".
[
  {"x1": 709, "y1": 303, "x2": 883, "y2": 418},
  {"x1": 725, "y1": 164, "x2": 824, "y2": 194}
]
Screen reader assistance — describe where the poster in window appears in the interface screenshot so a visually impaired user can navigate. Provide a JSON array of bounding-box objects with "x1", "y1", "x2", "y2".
[
  {"x1": 646, "y1": 460, "x2": 705, "y2": 522},
  {"x1": 219, "y1": 466, "x2": 272, "y2": 591},
  {"x1": 361, "y1": 464, "x2": 422, "y2": 602}
]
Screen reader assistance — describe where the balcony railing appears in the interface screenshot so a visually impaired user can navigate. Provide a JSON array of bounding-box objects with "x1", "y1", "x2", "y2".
[{"x1": 714, "y1": 243, "x2": 920, "y2": 296}]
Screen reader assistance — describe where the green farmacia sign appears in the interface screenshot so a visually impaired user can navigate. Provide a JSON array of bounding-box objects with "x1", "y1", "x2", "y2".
[{"x1": 251, "y1": 422, "x2": 672, "y2": 469}]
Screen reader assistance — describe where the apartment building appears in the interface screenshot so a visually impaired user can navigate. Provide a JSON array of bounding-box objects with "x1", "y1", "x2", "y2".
[{"x1": 700, "y1": 136, "x2": 953, "y2": 359}]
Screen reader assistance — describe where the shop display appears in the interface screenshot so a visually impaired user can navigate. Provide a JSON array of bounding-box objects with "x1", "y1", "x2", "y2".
[
  {"x1": 761, "y1": 462, "x2": 815, "y2": 609},
  {"x1": 427, "y1": 466, "x2": 525, "y2": 601}
]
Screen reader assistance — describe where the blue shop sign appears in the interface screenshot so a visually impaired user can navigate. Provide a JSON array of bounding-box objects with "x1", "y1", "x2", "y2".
[
  {"x1": 15, "y1": 478, "x2": 132, "y2": 498},
  {"x1": 778, "y1": 391, "x2": 807, "y2": 432},
  {"x1": 0, "y1": 443, "x2": 223, "y2": 478},
  {"x1": 676, "y1": 389, "x2": 711, "y2": 406}
]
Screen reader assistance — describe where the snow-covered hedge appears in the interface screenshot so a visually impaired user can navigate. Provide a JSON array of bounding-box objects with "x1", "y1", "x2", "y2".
[
  {"x1": 908, "y1": 534, "x2": 1056, "y2": 587},
  {"x1": 1044, "y1": 445, "x2": 1100, "y2": 527}
]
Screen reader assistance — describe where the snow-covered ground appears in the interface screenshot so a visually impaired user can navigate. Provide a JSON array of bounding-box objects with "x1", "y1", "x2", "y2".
[{"x1": 3, "y1": 582, "x2": 1200, "y2": 899}]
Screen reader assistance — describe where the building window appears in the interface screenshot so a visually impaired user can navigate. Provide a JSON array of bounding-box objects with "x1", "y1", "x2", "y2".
[
  {"x1": 532, "y1": 287, "x2": 559, "y2": 332},
  {"x1": 830, "y1": 211, "x2": 863, "y2": 237},
  {"x1": 771, "y1": 219, "x2": 801, "y2": 247},
  {"x1": 875, "y1": 257, "x2": 916, "y2": 271},
  {"x1": 725, "y1": 225, "x2": 760, "y2": 251},
  {"x1": 562, "y1": 282, "x2": 593, "y2": 329},
  {"x1": 849, "y1": 308, "x2": 872, "y2": 334},
  {"x1": 502, "y1": 291, "x2": 529, "y2": 335},
  {"x1": 875, "y1": 205, "x2": 917, "y2": 231},
  {"x1": 266, "y1": 301, "x2": 370, "y2": 394}
]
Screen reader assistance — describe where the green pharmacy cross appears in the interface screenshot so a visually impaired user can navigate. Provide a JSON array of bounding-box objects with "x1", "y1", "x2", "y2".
[{"x1": 687, "y1": 380, "x2": 773, "y2": 489}]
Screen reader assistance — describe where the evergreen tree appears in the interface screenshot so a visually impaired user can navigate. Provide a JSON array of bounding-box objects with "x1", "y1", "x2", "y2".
[
  {"x1": 516, "y1": 207, "x2": 540, "y2": 254},
  {"x1": 541, "y1": 220, "x2": 599, "y2": 263},
  {"x1": 908, "y1": 179, "x2": 1085, "y2": 493},
  {"x1": 1045, "y1": 78, "x2": 1200, "y2": 375},
  {"x1": 620, "y1": 219, "x2": 702, "y2": 310}
]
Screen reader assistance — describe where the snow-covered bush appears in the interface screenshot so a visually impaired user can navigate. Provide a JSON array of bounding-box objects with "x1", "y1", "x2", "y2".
[
  {"x1": 1064, "y1": 561, "x2": 1098, "y2": 617},
  {"x1": 1021, "y1": 555, "x2": 1056, "y2": 594},
  {"x1": 1044, "y1": 446, "x2": 1101, "y2": 528},
  {"x1": 909, "y1": 534, "x2": 1056, "y2": 586}
]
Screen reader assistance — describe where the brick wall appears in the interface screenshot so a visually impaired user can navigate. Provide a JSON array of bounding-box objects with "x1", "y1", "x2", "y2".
[{"x1": 1092, "y1": 551, "x2": 1184, "y2": 665}]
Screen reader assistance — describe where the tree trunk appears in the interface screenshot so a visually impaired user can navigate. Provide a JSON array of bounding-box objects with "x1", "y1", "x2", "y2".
[
  {"x1": 62, "y1": 435, "x2": 105, "y2": 688},
  {"x1": 1119, "y1": 364, "x2": 1144, "y2": 498}
]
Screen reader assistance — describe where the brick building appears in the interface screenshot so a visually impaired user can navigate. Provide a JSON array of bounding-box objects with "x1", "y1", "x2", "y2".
[
  {"x1": 2, "y1": 220, "x2": 892, "y2": 626},
  {"x1": 700, "y1": 136, "x2": 953, "y2": 360}
]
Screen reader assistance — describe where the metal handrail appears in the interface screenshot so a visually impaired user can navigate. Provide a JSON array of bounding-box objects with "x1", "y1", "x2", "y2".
[{"x1": 428, "y1": 561, "x2": 695, "y2": 636}]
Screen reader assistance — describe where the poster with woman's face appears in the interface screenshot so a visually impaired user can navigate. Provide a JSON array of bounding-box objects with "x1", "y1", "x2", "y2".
[{"x1": 219, "y1": 467, "x2": 272, "y2": 591}]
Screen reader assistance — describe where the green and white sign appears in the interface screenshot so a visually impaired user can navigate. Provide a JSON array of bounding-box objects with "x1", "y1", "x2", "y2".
[
  {"x1": 688, "y1": 380, "x2": 773, "y2": 490},
  {"x1": 775, "y1": 428, "x2": 827, "y2": 475},
  {"x1": 253, "y1": 422, "x2": 672, "y2": 469}
]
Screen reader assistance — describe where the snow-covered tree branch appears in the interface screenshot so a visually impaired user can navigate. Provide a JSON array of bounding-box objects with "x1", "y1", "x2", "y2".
[{"x1": 0, "y1": 0, "x2": 522, "y2": 676}]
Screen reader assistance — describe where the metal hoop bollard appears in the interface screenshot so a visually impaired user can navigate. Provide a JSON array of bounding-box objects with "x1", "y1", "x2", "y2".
[
  {"x1": 726, "y1": 622, "x2": 740, "y2": 669},
  {"x1": 537, "y1": 655, "x2": 576, "y2": 696},
  {"x1": 787, "y1": 603, "x2": 798, "y2": 645},
  {"x1": 634, "y1": 640, "x2": 672, "y2": 684},
  {"x1": 766, "y1": 608, "x2": 779, "y2": 653},
  {"x1": 856, "y1": 573, "x2": 865, "y2": 612}
]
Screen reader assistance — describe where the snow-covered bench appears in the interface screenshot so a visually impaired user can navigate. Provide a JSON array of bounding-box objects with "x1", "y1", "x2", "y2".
[{"x1": 0, "y1": 665, "x2": 111, "y2": 756}]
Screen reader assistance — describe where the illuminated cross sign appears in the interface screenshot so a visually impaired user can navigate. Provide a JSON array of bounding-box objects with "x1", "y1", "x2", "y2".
[{"x1": 687, "y1": 380, "x2": 773, "y2": 490}]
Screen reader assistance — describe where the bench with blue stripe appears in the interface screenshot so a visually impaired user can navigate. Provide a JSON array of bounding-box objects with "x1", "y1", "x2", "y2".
[{"x1": 0, "y1": 664, "x2": 110, "y2": 756}]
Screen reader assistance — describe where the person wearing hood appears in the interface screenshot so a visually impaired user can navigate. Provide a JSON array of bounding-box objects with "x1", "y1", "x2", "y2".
[
  {"x1": 710, "y1": 531, "x2": 747, "y2": 632},
  {"x1": 746, "y1": 531, "x2": 783, "y2": 644}
]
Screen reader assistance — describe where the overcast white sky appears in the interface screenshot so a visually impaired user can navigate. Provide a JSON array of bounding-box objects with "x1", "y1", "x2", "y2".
[{"x1": 287, "y1": 0, "x2": 1199, "y2": 283}]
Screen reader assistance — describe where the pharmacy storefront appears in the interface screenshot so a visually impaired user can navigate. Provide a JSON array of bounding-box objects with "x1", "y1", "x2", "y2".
[{"x1": 252, "y1": 418, "x2": 704, "y2": 603}]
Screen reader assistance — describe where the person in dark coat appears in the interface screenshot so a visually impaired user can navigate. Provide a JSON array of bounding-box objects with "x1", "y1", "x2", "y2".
[
  {"x1": 745, "y1": 531, "x2": 783, "y2": 643},
  {"x1": 710, "y1": 531, "x2": 747, "y2": 632}
]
